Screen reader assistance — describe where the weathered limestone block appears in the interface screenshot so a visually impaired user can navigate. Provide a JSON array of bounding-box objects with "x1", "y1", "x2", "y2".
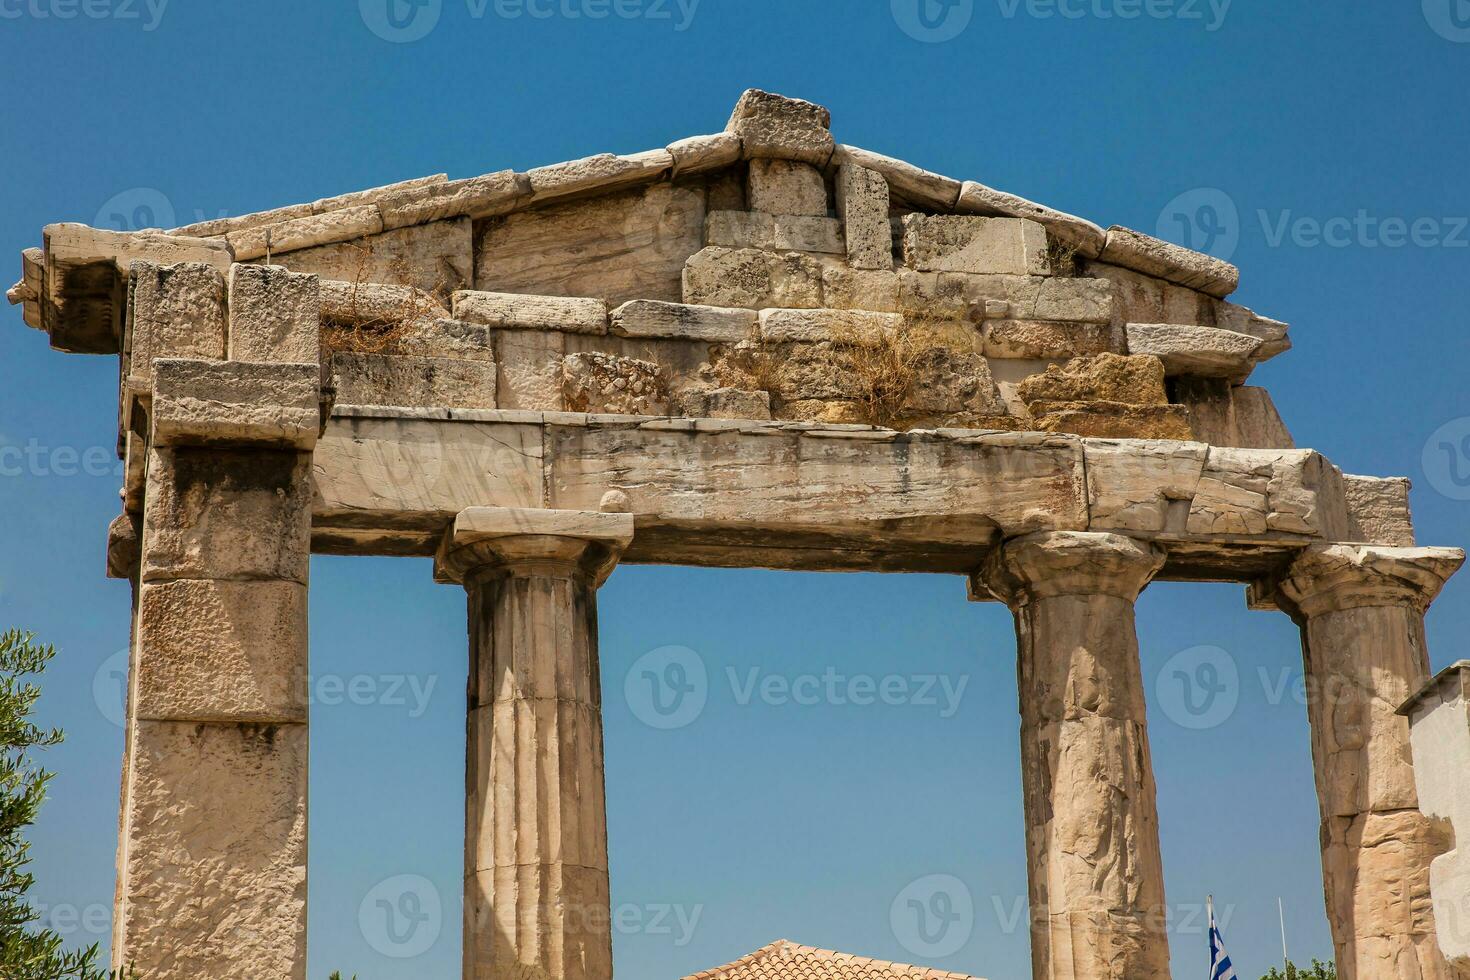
[
  {"x1": 1231, "y1": 386, "x2": 1295, "y2": 449},
  {"x1": 1016, "y1": 353, "x2": 1169, "y2": 406},
  {"x1": 726, "y1": 88, "x2": 834, "y2": 165},
  {"x1": 526, "y1": 150, "x2": 672, "y2": 206},
  {"x1": 1275, "y1": 545, "x2": 1466, "y2": 980},
  {"x1": 257, "y1": 217, "x2": 473, "y2": 295},
  {"x1": 1344, "y1": 476, "x2": 1416, "y2": 547},
  {"x1": 226, "y1": 264, "x2": 321, "y2": 364},
  {"x1": 682, "y1": 247, "x2": 823, "y2": 309},
  {"x1": 758, "y1": 308, "x2": 902, "y2": 345},
  {"x1": 141, "y1": 448, "x2": 312, "y2": 583},
  {"x1": 1031, "y1": 276, "x2": 1116, "y2": 323},
  {"x1": 984, "y1": 320, "x2": 1118, "y2": 359},
  {"x1": 1084, "y1": 438, "x2": 1207, "y2": 533},
  {"x1": 667, "y1": 132, "x2": 744, "y2": 175},
  {"x1": 331, "y1": 352, "x2": 497, "y2": 410},
  {"x1": 135, "y1": 579, "x2": 307, "y2": 723},
  {"x1": 477, "y1": 183, "x2": 704, "y2": 306},
  {"x1": 1126, "y1": 323, "x2": 1263, "y2": 379},
  {"x1": 172, "y1": 201, "x2": 316, "y2": 240},
  {"x1": 496, "y1": 329, "x2": 567, "y2": 411},
  {"x1": 309, "y1": 173, "x2": 449, "y2": 215},
  {"x1": 1099, "y1": 225, "x2": 1240, "y2": 298},
  {"x1": 837, "y1": 164, "x2": 893, "y2": 270},
  {"x1": 774, "y1": 399, "x2": 868, "y2": 424},
  {"x1": 748, "y1": 159, "x2": 828, "y2": 217},
  {"x1": 10, "y1": 246, "x2": 44, "y2": 329},
  {"x1": 1187, "y1": 447, "x2": 1330, "y2": 537},
  {"x1": 832, "y1": 145, "x2": 962, "y2": 211},
  {"x1": 435, "y1": 508, "x2": 633, "y2": 980},
  {"x1": 1030, "y1": 401, "x2": 1193, "y2": 441},
  {"x1": 1162, "y1": 282, "x2": 1215, "y2": 326},
  {"x1": 610, "y1": 299, "x2": 755, "y2": 343},
  {"x1": 1400, "y1": 662, "x2": 1470, "y2": 971},
  {"x1": 979, "y1": 532, "x2": 1171, "y2": 980},
  {"x1": 956, "y1": 180, "x2": 1106, "y2": 259},
  {"x1": 1217, "y1": 300, "x2": 1292, "y2": 359},
  {"x1": 902, "y1": 215, "x2": 1050, "y2": 276},
  {"x1": 152, "y1": 359, "x2": 319, "y2": 449},
  {"x1": 821, "y1": 265, "x2": 899, "y2": 312},
  {"x1": 897, "y1": 269, "x2": 1042, "y2": 324},
  {"x1": 396, "y1": 317, "x2": 496, "y2": 361},
  {"x1": 118, "y1": 720, "x2": 307, "y2": 980},
  {"x1": 1172, "y1": 378, "x2": 1296, "y2": 449},
  {"x1": 374, "y1": 170, "x2": 530, "y2": 230},
  {"x1": 765, "y1": 343, "x2": 866, "y2": 402},
  {"x1": 903, "y1": 347, "x2": 1007, "y2": 419},
  {"x1": 128, "y1": 261, "x2": 227, "y2": 392},
  {"x1": 318, "y1": 278, "x2": 448, "y2": 326},
  {"x1": 106, "y1": 511, "x2": 141, "y2": 581},
  {"x1": 705, "y1": 211, "x2": 843, "y2": 253},
  {"x1": 1085, "y1": 261, "x2": 1165, "y2": 325},
  {"x1": 562, "y1": 351, "x2": 668, "y2": 416},
  {"x1": 226, "y1": 205, "x2": 384, "y2": 262},
  {"x1": 453, "y1": 289, "x2": 607, "y2": 335},
  {"x1": 678, "y1": 386, "x2": 772, "y2": 420}
]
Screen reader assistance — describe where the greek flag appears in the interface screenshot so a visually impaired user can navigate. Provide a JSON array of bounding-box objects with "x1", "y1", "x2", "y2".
[{"x1": 1209, "y1": 896, "x2": 1237, "y2": 980}]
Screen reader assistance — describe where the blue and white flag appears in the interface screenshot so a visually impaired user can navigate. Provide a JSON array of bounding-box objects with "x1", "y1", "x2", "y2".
[{"x1": 1209, "y1": 897, "x2": 1238, "y2": 980}]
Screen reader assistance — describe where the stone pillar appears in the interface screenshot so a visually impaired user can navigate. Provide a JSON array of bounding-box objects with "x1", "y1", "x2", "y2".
[
  {"x1": 112, "y1": 262, "x2": 322, "y2": 979},
  {"x1": 436, "y1": 507, "x2": 634, "y2": 980},
  {"x1": 980, "y1": 531, "x2": 1171, "y2": 980},
  {"x1": 1273, "y1": 544, "x2": 1468, "y2": 980}
]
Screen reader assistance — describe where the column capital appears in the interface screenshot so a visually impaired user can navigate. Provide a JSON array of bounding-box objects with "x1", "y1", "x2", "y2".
[
  {"x1": 977, "y1": 530, "x2": 1165, "y2": 606},
  {"x1": 1276, "y1": 544, "x2": 1464, "y2": 618},
  {"x1": 434, "y1": 507, "x2": 634, "y2": 587}
]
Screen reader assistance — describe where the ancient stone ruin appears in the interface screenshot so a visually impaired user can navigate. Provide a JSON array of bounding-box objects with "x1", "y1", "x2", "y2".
[{"x1": 9, "y1": 88, "x2": 1467, "y2": 980}]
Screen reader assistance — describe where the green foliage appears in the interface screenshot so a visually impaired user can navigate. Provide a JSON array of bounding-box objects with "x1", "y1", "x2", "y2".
[
  {"x1": 0, "y1": 629, "x2": 135, "y2": 979},
  {"x1": 1262, "y1": 959, "x2": 1337, "y2": 980},
  {"x1": 328, "y1": 973, "x2": 356, "y2": 980}
]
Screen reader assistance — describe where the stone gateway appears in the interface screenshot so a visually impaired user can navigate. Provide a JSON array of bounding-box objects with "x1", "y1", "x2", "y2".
[{"x1": 9, "y1": 89, "x2": 1466, "y2": 980}]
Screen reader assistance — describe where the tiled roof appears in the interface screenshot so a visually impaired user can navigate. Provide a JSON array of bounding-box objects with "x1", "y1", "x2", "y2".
[{"x1": 682, "y1": 940, "x2": 986, "y2": 980}]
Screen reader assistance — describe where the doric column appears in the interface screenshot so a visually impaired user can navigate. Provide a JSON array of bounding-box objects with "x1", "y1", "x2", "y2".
[
  {"x1": 979, "y1": 531, "x2": 1170, "y2": 980},
  {"x1": 436, "y1": 507, "x2": 634, "y2": 980},
  {"x1": 113, "y1": 262, "x2": 321, "y2": 979},
  {"x1": 1274, "y1": 544, "x2": 1467, "y2": 980}
]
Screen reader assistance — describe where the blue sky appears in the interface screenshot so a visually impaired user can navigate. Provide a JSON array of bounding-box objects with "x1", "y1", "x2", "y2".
[{"x1": 2, "y1": 2, "x2": 1469, "y2": 978}]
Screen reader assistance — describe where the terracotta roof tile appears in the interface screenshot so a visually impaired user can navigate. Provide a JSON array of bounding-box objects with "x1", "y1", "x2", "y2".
[{"x1": 682, "y1": 939, "x2": 987, "y2": 980}]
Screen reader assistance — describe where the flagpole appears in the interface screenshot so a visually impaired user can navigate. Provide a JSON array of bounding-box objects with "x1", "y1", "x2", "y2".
[{"x1": 1278, "y1": 896, "x2": 1289, "y2": 970}]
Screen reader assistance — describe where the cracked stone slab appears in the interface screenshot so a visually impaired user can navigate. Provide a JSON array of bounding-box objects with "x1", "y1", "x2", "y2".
[{"x1": 1126, "y1": 322, "x2": 1265, "y2": 379}]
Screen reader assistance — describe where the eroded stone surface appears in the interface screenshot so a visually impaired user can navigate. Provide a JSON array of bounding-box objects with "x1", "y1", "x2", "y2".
[
  {"x1": 837, "y1": 164, "x2": 892, "y2": 270},
  {"x1": 128, "y1": 262, "x2": 227, "y2": 392},
  {"x1": 453, "y1": 290, "x2": 607, "y2": 335},
  {"x1": 332, "y1": 352, "x2": 497, "y2": 410},
  {"x1": 227, "y1": 265, "x2": 320, "y2": 364},
  {"x1": 562, "y1": 351, "x2": 668, "y2": 416},
  {"x1": 1126, "y1": 322, "x2": 1263, "y2": 379},
  {"x1": 726, "y1": 88, "x2": 834, "y2": 165},
  {"x1": 902, "y1": 215, "x2": 1050, "y2": 276},
  {"x1": 747, "y1": 159, "x2": 828, "y2": 217},
  {"x1": 152, "y1": 359, "x2": 319, "y2": 449}
]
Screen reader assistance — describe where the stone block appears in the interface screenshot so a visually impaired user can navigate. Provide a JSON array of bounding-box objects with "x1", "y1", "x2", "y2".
[
  {"x1": 452, "y1": 290, "x2": 607, "y2": 335},
  {"x1": 562, "y1": 352, "x2": 668, "y2": 416},
  {"x1": 397, "y1": 317, "x2": 496, "y2": 361},
  {"x1": 1030, "y1": 401, "x2": 1193, "y2": 441},
  {"x1": 681, "y1": 387, "x2": 772, "y2": 421},
  {"x1": 1163, "y1": 283, "x2": 1214, "y2": 326},
  {"x1": 667, "y1": 132, "x2": 743, "y2": 175},
  {"x1": 985, "y1": 319, "x2": 1118, "y2": 359},
  {"x1": 226, "y1": 204, "x2": 384, "y2": 262},
  {"x1": 476, "y1": 183, "x2": 704, "y2": 306},
  {"x1": 610, "y1": 300, "x2": 755, "y2": 342},
  {"x1": 758, "y1": 308, "x2": 902, "y2": 345},
  {"x1": 172, "y1": 201, "x2": 317, "y2": 240},
  {"x1": 1185, "y1": 447, "x2": 1325, "y2": 536},
  {"x1": 704, "y1": 211, "x2": 844, "y2": 253},
  {"x1": 318, "y1": 278, "x2": 448, "y2": 326},
  {"x1": 259, "y1": 217, "x2": 473, "y2": 295},
  {"x1": 331, "y1": 352, "x2": 497, "y2": 410},
  {"x1": 832, "y1": 145, "x2": 962, "y2": 211},
  {"x1": 897, "y1": 269, "x2": 1043, "y2": 323},
  {"x1": 903, "y1": 348, "x2": 1007, "y2": 418},
  {"x1": 226, "y1": 264, "x2": 321, "y2": 364},
  {"x1": 747, "y1": 159, "x2": 828, "y2": 217},
  {"x1": 821, "y1": 265, "x2": 899, "y2": 312},
  {"x1": 120, "y1": 720, "x2": 306, "y2": 980},
  {"x1": 1099, "y1": 225, "x2": 1240, "y2": 298},
  {"x1": 1031, "y1": 276, "x2": 1116, "y2": 323},
  {"x1": 725, "y1": 88, "x2": 835, "y2": 165},
  {"x1": 152, "y1": 359, "x2": 319, "y2": 449},
  {"x1": 309, "y1": 173, "x2": 449, "y2": 215},
  {"x1": 1174, "y1": 379, "x2": 1294, "y2": 449},
  {"x1": 496, "y1": 329, "x2": 567, "y2": 411},
  {"x1": 956, "y1": 180, "x2": 1107, "y2": 259},
  {"x1": 1126, "y1": 323, "x2": 1263, "y2": 379},
  {"x1": 1017, "y1": 353, "x2": 1169, "y2": 407},
  {"x1": 374, "y1": 170, "x2": 530, "y2": 230},
  {"x1": 142, "y1": 447, "x2": 312, "y2": 583},
  {"x1": 1216, "y1": 300, "x2": 1292, "y2": 359},
  {"x1": 128, "y1": 261, "x2": 227, "y2": 392},
  {"x1": 135, "y1": 579, "x2": 307, "y2": 723},
  {"x1": 901, "y1": 215, "x2": 1050, "y2": 276},
  {"x1": 1084, "y1": 439, "x2": 1207, "y2": 533},
  {"x1": 837, "y1": 164, "x2": 893, "y2": 270},
  {"x1": 681, "y1": 247, "x2": 823, "y2": 309},
  {"x1": 1086, "y1": 261, "x2": 1165, "y2": 325},
  {"x1": 526, "y1": 149, "x2": 672, "y2": 205},
  {"x1": 1344, "y1": 476, "x2": 1416, "y2": 547}
]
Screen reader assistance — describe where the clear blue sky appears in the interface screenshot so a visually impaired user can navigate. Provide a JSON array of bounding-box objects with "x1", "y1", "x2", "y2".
[{"x1": 2, "y1": 3, "x2": 1468, "y2": 978}]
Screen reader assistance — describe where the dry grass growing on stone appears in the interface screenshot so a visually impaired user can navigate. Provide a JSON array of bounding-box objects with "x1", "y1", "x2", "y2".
[
  {"x1": 832, "y1": 318, "x2": 977, "y2": 429},
  {"x1": 320, "y1": 242, "x2": 446, "y2": 356}
]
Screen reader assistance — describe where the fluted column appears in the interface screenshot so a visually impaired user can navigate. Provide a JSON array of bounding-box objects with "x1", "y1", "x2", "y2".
[
  {"x1": 980, "y1": 531, "x2": 1170, "y2": 980},
  {"x1": 436, "y1": 507, "x2": 634, "y2": 980},
  {"x1": 1274, "y1": 544, "x2": 1468, "y2": 980}
]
